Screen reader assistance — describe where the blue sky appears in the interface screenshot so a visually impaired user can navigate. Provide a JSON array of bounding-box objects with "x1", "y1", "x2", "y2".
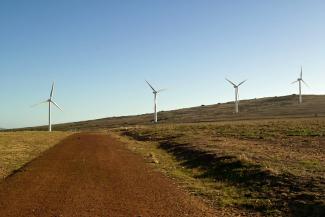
[{"x1": 0, "y1": 0, "x2": 325, "y2": 128}]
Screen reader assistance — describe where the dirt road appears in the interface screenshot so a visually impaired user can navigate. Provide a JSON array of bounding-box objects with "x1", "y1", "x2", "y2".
[{"x1": 0, "y1": 133, "x2": 217, "y2": 217}]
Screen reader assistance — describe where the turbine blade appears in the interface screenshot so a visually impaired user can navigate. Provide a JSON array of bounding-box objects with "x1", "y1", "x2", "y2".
[
  {"x1": 225, "y1": 78, "x2": 236, "y2": 86},
  {"x1": 51, "y1": 100, "x2": 63, "y2": 111},
  {"x1": 302, "y1": 79, "x2": 309, "y2": 88},
  {"x1": 50, "y1": 82, "x2": 55, "y2": 99},
  {"x1": 300, "y1": 66, "x2": 303, "y2": 79},
  {"x1": 291, "y1": 80, "x2": 298, "y2": 84},
  {"x1": 31, "y1": 100, "x2": 48, "y2": 108},
  {"x1": 145, "y1": 80, "x2": 156, "y2": 92},
  {"x1": 238, "y1": 79, "x2": 247, "y2": 86},
  {"x1": 157, "y1": 88, "x2": 167, "y2": 93}
]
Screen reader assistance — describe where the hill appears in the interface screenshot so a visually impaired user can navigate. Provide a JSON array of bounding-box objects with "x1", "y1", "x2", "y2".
[{"x1": 24, "y1": 94, "x2": 325, "y2": 131}]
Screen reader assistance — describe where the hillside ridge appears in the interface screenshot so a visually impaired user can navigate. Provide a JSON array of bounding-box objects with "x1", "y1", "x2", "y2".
[{"x1": 21, "y1": 94, "x2": 325, "y2": 131}]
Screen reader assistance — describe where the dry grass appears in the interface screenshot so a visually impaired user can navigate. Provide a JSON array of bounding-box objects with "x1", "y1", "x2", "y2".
[
  {"x1": 0, "y1": 131, "x2": 73, "y2": 179},
  {"x1": 111, "y1": 132, "x2": 261, "y2": 216},
  {"x1": 117, "y1": 118, "x2": 325, "y2": 216},
  {"x1": 123, "y1": 118, "x2": 325, "y2": 178}
]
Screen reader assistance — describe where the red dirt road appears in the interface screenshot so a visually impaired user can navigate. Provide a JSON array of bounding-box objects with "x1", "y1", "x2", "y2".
[{"x1": 0, "y1": 133, "x2": 217, "y2": 217}]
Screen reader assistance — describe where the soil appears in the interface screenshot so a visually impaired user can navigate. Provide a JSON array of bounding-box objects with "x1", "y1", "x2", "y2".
[{"x1": 0, "y1": 133, "x2": 217, "y2": 217}]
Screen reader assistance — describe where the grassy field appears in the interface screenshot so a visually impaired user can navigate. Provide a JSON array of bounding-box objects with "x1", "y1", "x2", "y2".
[
  {"x1": 0, "y1": 131, "x2": 73, "y2": 179},
  {"x1": 115, "y1": 118, "x2": 325, "y2": 217}
]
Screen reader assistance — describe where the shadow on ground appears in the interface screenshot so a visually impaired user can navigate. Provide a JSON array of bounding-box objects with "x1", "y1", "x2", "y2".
[{"x1": 122, "y1": 131, "x2": 325, "y2": 217}]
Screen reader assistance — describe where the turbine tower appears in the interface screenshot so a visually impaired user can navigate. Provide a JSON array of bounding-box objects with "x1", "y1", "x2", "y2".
[
  {"x1": 32, "y1": 82, "x2": 63, "y2": 132},
  {"x1": 292, "y1": 66, "x2": 308, "y2": 104},
  {"x1": 145, "y1": 80, "x2": 165, "y2": 123},
  {"x1": 226, "y1": 78, "x2": 247, "y2": 114}
]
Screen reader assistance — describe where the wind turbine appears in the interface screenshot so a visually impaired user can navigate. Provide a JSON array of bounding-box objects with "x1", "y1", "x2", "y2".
[
  {"x1": 145, "y1": 80, "x2": 166, "y2": 123},
  {"x1": 291, "y1": 66, "x2": 308, "y2": 104},
  {"x1": 32, "y1": 82, "x2": 63, "y2": 132},
  {"x1": 226, "y1": 78, "x2": 247, "y2": 114}
]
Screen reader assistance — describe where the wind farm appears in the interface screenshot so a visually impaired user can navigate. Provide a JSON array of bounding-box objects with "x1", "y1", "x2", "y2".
[
  {"x1": 0, "y1": 1, "x2": 324, "y2": 217},
  {"x1": 1, "y1": 67, "x2": 324, "y2": 217}
]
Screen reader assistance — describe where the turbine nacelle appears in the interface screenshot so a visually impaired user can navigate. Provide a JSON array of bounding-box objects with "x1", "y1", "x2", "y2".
[
  {"x1": 291, "y1": 66, "x2": 308, "y2": 86},
  {"x1": 226, "y1": 78, "x2": 246, "y2": 88}
]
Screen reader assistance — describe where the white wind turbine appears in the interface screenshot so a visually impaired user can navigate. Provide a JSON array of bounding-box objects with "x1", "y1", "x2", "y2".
[
  {"x1": 291, "y1": 66, "x2": 308, "y2": 104},
  {"x1": 226, "y1": 78, "x2": 247, "y2": 114},
  {"x1": 32, "y1": 82, "x2": 63, "y2": 132},
  {"x1": 145, "y1": 80, "x2": 166, "y2": 123}
]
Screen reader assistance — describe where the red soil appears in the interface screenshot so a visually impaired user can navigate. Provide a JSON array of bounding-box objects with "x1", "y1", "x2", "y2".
[{"x1": 0, "y1": 133, "x2": 217, "y2": 217}]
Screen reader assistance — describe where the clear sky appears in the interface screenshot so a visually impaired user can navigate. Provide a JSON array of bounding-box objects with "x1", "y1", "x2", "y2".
[{"x1": 0, "y1": 0, "x2": 325, "y2": 128}]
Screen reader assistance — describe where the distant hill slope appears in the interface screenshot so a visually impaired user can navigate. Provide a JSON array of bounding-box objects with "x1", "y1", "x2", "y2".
[{"x1": 26, "y1": 94, "x2": 325, "y2": 131}]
